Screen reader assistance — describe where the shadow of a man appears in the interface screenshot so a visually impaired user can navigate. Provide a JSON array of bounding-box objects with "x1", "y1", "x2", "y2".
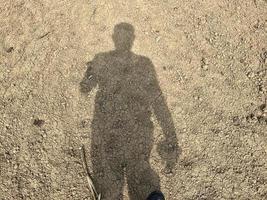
[{"x1": 80, "y1": 23, "x2": 179, "y2": 200}]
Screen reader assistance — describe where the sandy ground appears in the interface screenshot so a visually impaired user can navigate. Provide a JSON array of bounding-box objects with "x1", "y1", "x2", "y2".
[{"x1": 1, "y1": 0, "x2": 267, "y2": 199}]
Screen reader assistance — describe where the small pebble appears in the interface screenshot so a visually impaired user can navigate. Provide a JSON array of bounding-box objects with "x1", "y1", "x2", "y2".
[
  {"x1": 255, "y1": 110, "x2": 263, "y2": 117},
  {"x1": 33, "y1": 119, "x2": 45, "y2": 127},
  {"x1": 6, "y1": 47, "x2": 14, "y2": 53},
  {"x1": 156, "y1": 36, "x2": 161, "y2": 42},
  {"x1": 247, "y1": 72, "x2": 255, "y2": 78},
  {"x1": 201, "y1": 65, "x2": 209, "y2": 71},
  {"x1": 233, "y1": 116, "x2": 241, "y2": 126},
  {"x1": 257, "y1": 71, "x2": 264, "y2": 76},
  {"x1": 14, "y1": 163, "x2": 20, "y2": 170}
]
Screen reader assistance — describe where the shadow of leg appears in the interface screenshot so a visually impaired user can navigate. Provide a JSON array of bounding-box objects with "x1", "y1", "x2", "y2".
[
  {"x1": 91, "y1": 143, "x2": 124, "y2": 200},
  {"x1": 126, "y1": 160, "x2": 160, "y2": 200}
]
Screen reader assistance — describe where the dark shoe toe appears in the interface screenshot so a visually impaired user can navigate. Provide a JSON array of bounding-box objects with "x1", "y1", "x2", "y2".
[{"x1": 146, "y1": 191, "x2": 165, "y2": 200}]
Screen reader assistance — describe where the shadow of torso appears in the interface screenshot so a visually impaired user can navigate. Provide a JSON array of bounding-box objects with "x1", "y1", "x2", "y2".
[{"x1": 89, "y1": 51, "x2": 159, "y2": 150}]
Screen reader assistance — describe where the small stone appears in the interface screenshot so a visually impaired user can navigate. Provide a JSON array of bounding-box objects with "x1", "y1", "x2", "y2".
[
  {"x1": 164, "y1": 167, "x2": 173, "y2": 175},
  {"x1": 156, "y1": 36, "x2": 161, "y2": 42},
  {"x1": 246, "y1": 114, "x2": 257, "y2": 123},
  {"x1": 247, "y1": 72, "x2": 255, "y2": 78},
  {"x1": 260, "y1": 87, "x2": 266, "y2": 92},
  {"x1": 258, "y1": 71, "x2": 264, "y2": 76},
  {"x1": 257, "y1": 116, "x2": 266, "y2": 123},
  {"x1": 194, "y1": 96, "x2": 203, "y2": 101},
  {"x1": 6, "y1": 47, "x2": 14, "y2": 53},
  {"x1": 233, "y1": 116, "x2": 241, "y2": 126},
  {"x1": 201, "y1": 65, "x2": 209, "y2": 71},
  {"x1": 33, "y1": 119, "x2": 45, "y2": 127},
  {"x1": 13, "y1": 163, "x2": 19, "y2": 169},
  {"x1": 255, "y1": 110, "x2": 263, "y2": 117}
]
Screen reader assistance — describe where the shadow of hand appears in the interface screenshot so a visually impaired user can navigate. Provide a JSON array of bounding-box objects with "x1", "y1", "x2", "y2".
[{"x1": 157, "y1": 138, "x2": 181, "y2": 173}]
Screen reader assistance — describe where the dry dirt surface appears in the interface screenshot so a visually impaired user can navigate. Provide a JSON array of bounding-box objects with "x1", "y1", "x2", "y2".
[{"x1": 1, "y1": 0, "x2": 267, "y2": 200}]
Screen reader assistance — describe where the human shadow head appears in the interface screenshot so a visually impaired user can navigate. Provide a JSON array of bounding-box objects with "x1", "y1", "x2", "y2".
[{"x1": 112, "y1": 22, "x2": 135, "y2": 51}]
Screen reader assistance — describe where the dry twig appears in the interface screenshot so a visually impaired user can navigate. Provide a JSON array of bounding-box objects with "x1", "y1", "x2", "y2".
[{"x1": 80, "y1": 145, "x2": 101, "y2": 200}]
